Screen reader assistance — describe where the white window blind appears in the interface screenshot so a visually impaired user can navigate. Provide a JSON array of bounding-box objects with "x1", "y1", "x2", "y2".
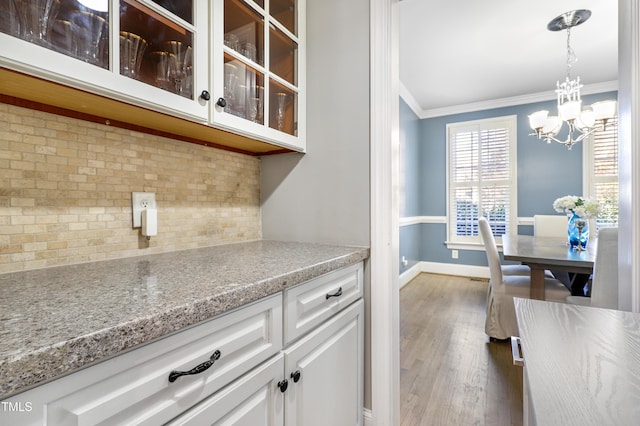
[
  {"x1": 447, "y1": 116, "x2": 517, "y2": 246},
  {"x1": 585, "y1": 117, "x2": 618, "y2": 226}
]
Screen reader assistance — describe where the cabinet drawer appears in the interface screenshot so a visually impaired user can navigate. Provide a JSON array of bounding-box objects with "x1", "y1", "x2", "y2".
[
  {"x1": 284, "y1": 262, "x2": 363, "y2": 344},
  {"x1": 167, "y1": 354, "x2": 285, "y2": 426},
  {"x1": 1, "y1": 295, "x2": 282, "y2": 426}
]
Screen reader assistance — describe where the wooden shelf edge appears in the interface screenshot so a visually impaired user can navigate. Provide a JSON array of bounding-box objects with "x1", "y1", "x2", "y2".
[{"x1": 0, "y1": 68, "x2": 295, "y2": 156}]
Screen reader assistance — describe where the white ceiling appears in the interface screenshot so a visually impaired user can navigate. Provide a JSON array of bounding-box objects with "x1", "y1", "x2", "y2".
[{"x1": 399, "y1": 0, "x2": 618, "y2": 117}]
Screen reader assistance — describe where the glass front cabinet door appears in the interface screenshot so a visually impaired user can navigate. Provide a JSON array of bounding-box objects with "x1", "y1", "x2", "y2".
[
  {"x1": 0, "y1": 0, "x2": 209, "y2": 122},
  {"x1": 211, "y1": 0, "x2": 306, "y2": 151}
]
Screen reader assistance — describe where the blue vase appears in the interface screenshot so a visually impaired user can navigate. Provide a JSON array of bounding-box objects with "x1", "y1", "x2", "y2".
[{"x1": 567, "y1": 211, "x2": 589, "y2": 250}]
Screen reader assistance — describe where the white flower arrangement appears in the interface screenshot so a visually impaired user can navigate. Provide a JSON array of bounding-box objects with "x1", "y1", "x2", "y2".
[{"x1": 553, "y1": 195, "x2": 601, "y2": 218}]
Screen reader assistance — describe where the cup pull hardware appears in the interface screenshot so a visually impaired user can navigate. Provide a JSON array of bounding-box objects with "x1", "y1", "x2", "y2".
[
  {"x1": 326, "y1": 287, "x2": 343, "y2": 300},
  {"x1": 168, "y1": 350, "x2": 221, "y2": 383}
]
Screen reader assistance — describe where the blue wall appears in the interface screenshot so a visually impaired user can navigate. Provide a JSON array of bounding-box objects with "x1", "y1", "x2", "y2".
[{"x1": 399, "y1": 91, "x2": 618, "y2": 270}]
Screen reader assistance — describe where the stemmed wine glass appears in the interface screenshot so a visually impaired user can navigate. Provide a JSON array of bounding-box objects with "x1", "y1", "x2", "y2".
[{"x1": 166, "y1": 41, "x2": 192, "y2": 97}]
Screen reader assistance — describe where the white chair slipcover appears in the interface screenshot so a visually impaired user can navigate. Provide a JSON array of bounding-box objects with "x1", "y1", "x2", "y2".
[
  {"x1": 479, "y1": 217, "x2": 571, "y2": 339},
  {"x1": 566, "y1": 227, "x2": 618, "y2": 309}
]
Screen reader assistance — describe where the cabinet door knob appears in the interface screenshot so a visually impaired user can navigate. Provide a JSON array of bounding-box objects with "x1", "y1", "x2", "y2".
[
  {"x1": 200, "y1": 90, "x2": 211, "y2": 101},
  {"x1": 216, "y1": 97, "x2": 227, "y2": 108},
  {"x1": 290, "y1": 370, "x2": 301, "y2": 383},
  {"x1": 326, "y1": 287, "x2": 343, "y2": 300},
  {"x1": 277, "y1": 379, "x2": 289, "y2": 393},
  {"x1": 168, "y1": 350, "x2": 221, "y2": 383}
]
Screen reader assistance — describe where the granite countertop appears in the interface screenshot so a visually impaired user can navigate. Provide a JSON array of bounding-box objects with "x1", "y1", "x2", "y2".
[{"x1": 0, "y1": 240, "x2": 369, "y2": 399}]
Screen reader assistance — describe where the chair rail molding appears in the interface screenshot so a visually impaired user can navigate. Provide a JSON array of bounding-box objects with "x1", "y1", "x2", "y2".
[
  {"x1": 399, "y1": 216, "x2": 446, "y2": 226},
  {"x1": 399, "y1": 216, "x2": 548, "y2": 227}
]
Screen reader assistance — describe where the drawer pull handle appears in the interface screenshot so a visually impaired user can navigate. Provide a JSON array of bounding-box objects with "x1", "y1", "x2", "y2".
[
  {"x1": 168, "y1": 350, "x2": 222, "y2": 383},
  {"x1": 326, "y1": 287, "x2": 343, "y2": 300},
  {"x1": 291, "y1": 370, "x2": 301, "y2": 383},
  {"x1": 510, "y1": 336, "x2": 524, "y2": 367},
  {"x1": 278, "y1": 379, "x2": 289, "y2": 393}
]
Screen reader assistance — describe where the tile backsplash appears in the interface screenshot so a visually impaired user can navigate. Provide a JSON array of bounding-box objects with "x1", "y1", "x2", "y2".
[{"x1": 0, "y1": 103, "x2": 261, "y2": 273}]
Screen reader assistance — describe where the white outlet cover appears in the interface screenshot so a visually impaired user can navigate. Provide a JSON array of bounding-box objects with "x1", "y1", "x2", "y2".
[{"x1": 132, "y1": 192, "x2": 157, "y2": 228}]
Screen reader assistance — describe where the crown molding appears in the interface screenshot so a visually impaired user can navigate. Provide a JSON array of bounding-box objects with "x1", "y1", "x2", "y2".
[
  {"x1": 403, "y1": 80, "x2": 618, "y2": 119},
  {"x1": 399, "y1": 81, "x2": 423, "y2": 118}
]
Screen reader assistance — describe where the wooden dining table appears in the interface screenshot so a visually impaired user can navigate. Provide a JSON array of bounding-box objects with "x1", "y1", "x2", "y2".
[{"x1": 501, "y1": 234, "x2": 596, "y2": 300}]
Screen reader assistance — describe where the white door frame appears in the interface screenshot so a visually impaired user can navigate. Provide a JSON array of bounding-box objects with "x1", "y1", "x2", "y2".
[
  {"x1": 618, "y1": 0, "x2": 640, "y2": 312},
  {"x1": 369, "y1": 2, "x2": 640, "y2": 426},
  {"x1": 370, "y1": 0, "x2": 400, "y2": 425}
]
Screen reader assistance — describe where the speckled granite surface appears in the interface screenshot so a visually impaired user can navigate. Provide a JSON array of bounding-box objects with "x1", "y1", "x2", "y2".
[{"x1": 0, "y1": 240, "x2": 369, "y2": 398}]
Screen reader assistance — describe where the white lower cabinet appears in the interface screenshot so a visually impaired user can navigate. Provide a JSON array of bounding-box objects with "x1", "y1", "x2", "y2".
[
  {"x1": 167, "y1": 354, "x2": 286, "y2": 426},
  {"x1": 0, "y1": 263, "x2": 364, "y2": 426},
  {"x1": 170, "y1": 298, "x2": 364, "y2": 426},
  {"x1": 0, "y1": 295, "x2": 283, "y2": 426},
  {"x1": 283, "y1": 299, "x2": 364, "y2": 426}
]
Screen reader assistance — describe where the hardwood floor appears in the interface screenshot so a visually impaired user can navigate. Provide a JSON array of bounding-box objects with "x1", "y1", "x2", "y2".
[{"x1": 400, "y1": 273, "x2": 523, "y2": 426}]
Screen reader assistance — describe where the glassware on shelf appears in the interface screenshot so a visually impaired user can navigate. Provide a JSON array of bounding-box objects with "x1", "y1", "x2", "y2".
[
  {"x1": 268, "y1": 80, "x2": 296, "y2": 135},
  {"x1": 119, "y1": 31, "x2": 148, "y2": 80},
  {"x1": 49, "y1": 19, "x2": 77, "y2": 56},
  {"x1": 224, "y1": 32, "x2": 239, "y2": 51},
  {"x1": 0, "y1": 0, "x2": 22, "y2": 37},
  {"x1": 275, "y1": 92, "x2": 288, "y2": 131},
  {"x1": 14, "y1": 0, "x2": 60, "y2": 46},
  {"x1": 165, "y1": 40, "x2": 193, "y2": 96},
  {"x1": 224, "y1": 0, "x2": 264, "y2": 66},
  {"x1": 254, "y1": 85, "x2": 264, "y2": 124},
  {"x1": 151, "y1": 51, "x2": 173, "y2": 91},
  {"x1": 239, "y1": 41, "x2": 257, "y2": 63},
  {"x1": 70, "y1": 10, "x2": 107, "y2": 66},
  {"x1": 223, "y1": 62, "x2": 239, "y2": 113}
]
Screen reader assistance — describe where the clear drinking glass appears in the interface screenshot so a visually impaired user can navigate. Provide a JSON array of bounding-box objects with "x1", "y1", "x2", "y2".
[
  {"x1": 223, "y1": 62, "x2": 239, "y2": 113},
  {"x1": 165, "y1": 41, "x2": 192, "y2": 95},
  {"x1": 70, "y1": 10, "x2": 107, "y2": 66},
  {"x1": 0, "y1": 0, "x2": 22, "y2": 37},
  {"x1": 120, "y1": 0, "x2": 194, "y2": 97},
  {"x1": 49, "y1": 19, "x2": 77, "y2": 56},
  {"x1": 275, "y1": 92, "x2": 287, "y2": 131},
  {"x1": 14, "y1": 0, "x2": 60, "y2": 46},
  {"x1": 120, "y1": 31, "x2": 148, "y2": 80},
  {"x1": 151, "y1": 51, "x2": 172, "y2": 91}
]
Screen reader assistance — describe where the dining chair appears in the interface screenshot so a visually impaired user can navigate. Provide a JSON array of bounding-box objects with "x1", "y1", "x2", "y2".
[
  {"x1": 479, "y1": 217, "x2": 571, "y2": 340},
  {"x1": 533, "y1": 214, "x2": 588, "y2": 293},
  {"x1": 566, "y1": 227, "x2": 618, "y2": 309},
  {"x1": 533, "y1": 214, "x2": 568, "y2": 237}
]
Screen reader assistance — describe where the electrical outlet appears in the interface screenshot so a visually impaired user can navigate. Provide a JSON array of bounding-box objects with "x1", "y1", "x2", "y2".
[
  {"x1": 132, "y1": 192, "x2": 157, "y2": 228},
  {"x1": 451, "y1": 250, "x2": 459, "y2": 259},
  {"x1": 401, "y1": 256, "x2": 408, "y2": 267}
]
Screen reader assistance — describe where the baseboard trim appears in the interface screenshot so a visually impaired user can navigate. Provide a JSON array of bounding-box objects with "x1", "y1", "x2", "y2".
[
  {"x1": 400, "y1": 261, "x2": 489, "y2": 288},
  {"x1": 363, "y1": 408, "x2": 372, "y2": 426}
]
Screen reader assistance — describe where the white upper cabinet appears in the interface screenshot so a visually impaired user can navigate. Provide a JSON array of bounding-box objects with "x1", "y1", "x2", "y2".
[
  {"x1": 0, "y1": 0, "x2": 209, "y2": 121},
  {"x1": 210, "y1": 0, "x2": 306, "y2": 151},
  {"x1": 0, "y1": 0, "x2": 306, "y2": 152}
]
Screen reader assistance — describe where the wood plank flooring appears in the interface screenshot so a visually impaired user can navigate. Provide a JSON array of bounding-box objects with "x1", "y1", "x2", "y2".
[{"x1": 400, "y1": 273, "x2": 523, "y2": 426}]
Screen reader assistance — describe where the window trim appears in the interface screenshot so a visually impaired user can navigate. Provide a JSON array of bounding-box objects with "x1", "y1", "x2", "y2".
[
  {"x1": 445, "y1": 115, "x2": 518, "y2": 248},
  {"x1": 582, "y1": 117, "x2": 619, "y2": 226}
]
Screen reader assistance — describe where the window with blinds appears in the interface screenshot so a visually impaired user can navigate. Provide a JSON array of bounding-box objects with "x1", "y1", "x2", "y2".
[
  {"x1": 585, "y1": 117, "x2": 618, "y2": 226},
  {"x1": 447, "y1": 116, "x2": 517, "y2": 246}
]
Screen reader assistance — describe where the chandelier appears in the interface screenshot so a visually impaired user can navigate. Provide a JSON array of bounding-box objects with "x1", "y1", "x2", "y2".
[{"x1": 528, "y1": 9, "x2": 617, "y2": 150}]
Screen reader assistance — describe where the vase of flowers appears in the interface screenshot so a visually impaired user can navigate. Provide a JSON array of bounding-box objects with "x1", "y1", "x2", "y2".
[{"x1": 553, "y1": 196, "x2": 601, "y2": 251}]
